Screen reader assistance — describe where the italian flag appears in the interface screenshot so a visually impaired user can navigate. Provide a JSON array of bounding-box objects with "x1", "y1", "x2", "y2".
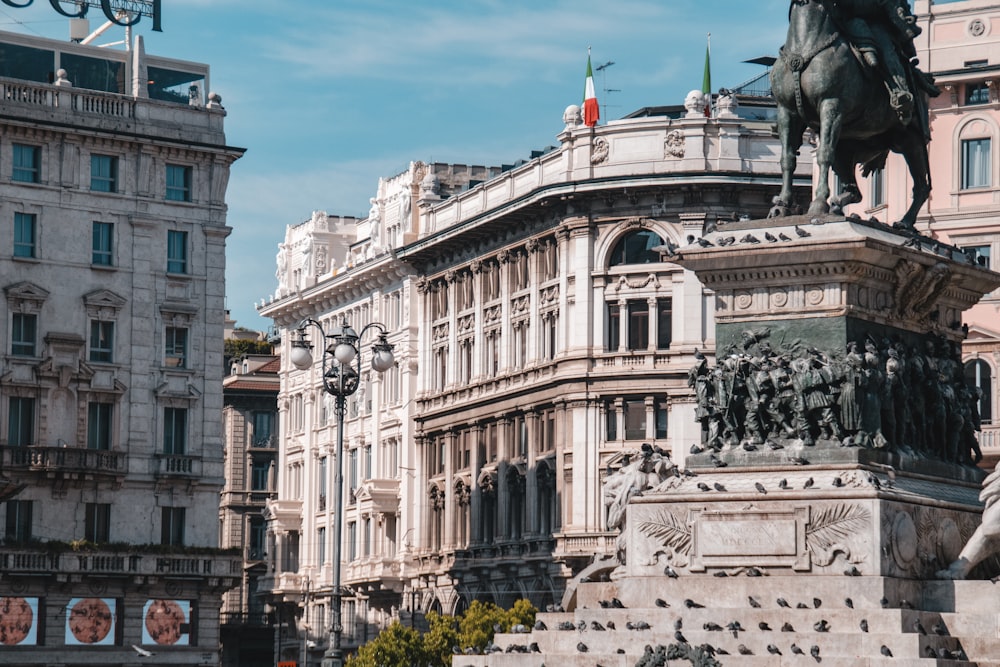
[{"x1": 583, "y1": 53, "x2": 599, "y2": 127}]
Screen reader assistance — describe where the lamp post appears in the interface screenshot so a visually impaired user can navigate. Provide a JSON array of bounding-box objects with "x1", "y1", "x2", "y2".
[{"x1": 290, "y1": 318, "x2": 395, "y2": 667}]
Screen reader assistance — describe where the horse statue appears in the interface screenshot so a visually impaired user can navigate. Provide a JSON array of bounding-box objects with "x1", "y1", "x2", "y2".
[{"x1": 769, "y1": 0, "x2": 938, "y2": 231}]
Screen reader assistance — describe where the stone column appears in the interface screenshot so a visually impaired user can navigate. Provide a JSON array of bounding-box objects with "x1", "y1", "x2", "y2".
[
  {"x1": 443, "y1": 429, "x2": 456, "y2": 548},
  {"x1": 525, "y1": 411, "x2": 539, "y2": 535},
  {"x1": 469, "y1": 423, "x2": 484, "y2": 544}
]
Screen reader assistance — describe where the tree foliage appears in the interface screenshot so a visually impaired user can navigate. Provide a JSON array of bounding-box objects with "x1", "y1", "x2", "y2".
[
  {"x1": 345, "y1": 599, "x2": 538, "y2": 667},
  {"x1": 223, "y1": 338, "x2": 273, "y2": 360}
]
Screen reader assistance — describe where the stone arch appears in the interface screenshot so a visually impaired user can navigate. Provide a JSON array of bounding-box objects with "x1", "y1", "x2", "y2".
[
  {"x1": 952, "y1": 114, "x2": 999, "y2": 191},
  {"x1": 596, "y1": 219, "x2": 678, "y2": 270}
]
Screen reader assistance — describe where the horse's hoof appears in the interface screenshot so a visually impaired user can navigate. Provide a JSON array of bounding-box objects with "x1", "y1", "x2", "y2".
[
  {"x1": 768, "y1": 205, "x2": 790, "y2": 218},
  {"x1": 892, "y1": 220, "x2": 917, "y2": 232}
]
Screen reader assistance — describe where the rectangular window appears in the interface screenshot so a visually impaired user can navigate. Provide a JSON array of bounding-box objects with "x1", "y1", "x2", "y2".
[
  {"x1": 5, "y1": 500, "x2": 32, "y2": 541},
  {"x1": 161, "y1": 507, "x2": 185, "y2": 546},
  {"x1": 348, "y1": 522, "x2": 357, "y2": 561},
  {"x1": 624, "y1": 399, "x2": 646, "y2": 440},
  {"x1": 166, "y1": 164, "x2": 192, "y2": 201},
  {"x1": 12, "y1": 144, "x2": 39, "y2": 183},
  {"x1": 92, "y1": 222, "x2": 113, "y2": 266},
  {"x1": 90, "y1": 154, "x2": 118, "y2": 192},
  {"x1": 317, "y1": 526, "x2": 326, "y2": 565},
  {"x1": 964, "y1": 244, "x2": 991, "y2": 268},
  {"x1": 655, "y1": 399, "x2": 668, "y2": 439},
  {"x1": 605, "y1": 402, "x2": 618, "y2": 441},
  {"x1": 249, "y1": 517, "x2": 266, "y2": 560},
  {"x1": 253, "y1": 412, "x2": 274, "y2": 446},
  {"x1": 966, "y1": 82, "x2": 990, "y2": 106},
  {"x1": 962, "y1": 138, "x2": 991, "y2": 189},
  {"x1": 349, "y1": 448, "x2": 358, "y2": 491},
  {"x1": 87, "y1": 402, "x2": 113, "y2": 450},
  {"x1": 657, "y1": 298, "x2": 673, "y2": 350},
  {"x1": 85, "y1": 503, "x2": 111, "y2": 542},
  {"x1": 89, "y1": 320, "x2": 114, "y2": 363},
  {"x1": 870, "y1": 168, "x2": 885, "y2": 207},
  {"x1": 11, "y1": 313, "x2": 37, "y2": 357},
  {"x1": 627, "y1": 300, "x2": 649, "y2": 350},
  {"x1": 8, "y1": 397, "x2": 34, "y2": 446},
  {"x1": 163, "y1": 407, "x2": 187, "y2": 455},
  {"x1": 165, "y1": 327, "x2": 188, "y2": 368},
  {"x1": 606, "y1": 303, "x2": 620, "y2": 351},
  {"x1": 363, "y1": 517, "x2": 371, "y2": 556},
  {"x1": 14, "y1": 212, "x2": 36, "y2": 258},
  {"x1": 167, "y1": 230, "x2": 188, "y2": 273}
]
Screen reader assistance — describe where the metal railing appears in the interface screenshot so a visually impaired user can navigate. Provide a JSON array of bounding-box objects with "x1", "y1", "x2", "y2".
[{"x1": 0, "y1": 445, "x2": 126, "y2": 474}]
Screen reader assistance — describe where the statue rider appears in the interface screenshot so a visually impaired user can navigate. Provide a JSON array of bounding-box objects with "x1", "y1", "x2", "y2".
[{"x1": 835, "y1": 0, "x2": 924, "y2": 124}]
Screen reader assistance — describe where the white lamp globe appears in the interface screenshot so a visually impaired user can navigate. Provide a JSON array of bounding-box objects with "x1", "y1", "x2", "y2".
[
  {"x1": 290, "y1": 345, "x2": 313, "y2": 370},
  {"x1": 371, "y1": 348, "x2": 394, "y2": 373},
  {"x1": 334, "y1": 342, "x2": 357, "y2": 365}
]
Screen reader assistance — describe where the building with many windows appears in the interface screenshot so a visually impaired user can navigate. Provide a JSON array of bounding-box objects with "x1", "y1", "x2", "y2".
[
  {"x1": 839, "y1": 0, "x2": 1000, "y2": 461},
  {"x1": 259, "y1": 97, "x2": 812, "y2": 662},
  {"x1": 0, "y1": 28, "x2": 243, "y2": 665}
]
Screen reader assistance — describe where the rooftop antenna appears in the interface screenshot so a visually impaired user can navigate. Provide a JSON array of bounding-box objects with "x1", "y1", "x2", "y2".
[{"x1": 594, "y1": 60, "x2": 620, "y2": 121}]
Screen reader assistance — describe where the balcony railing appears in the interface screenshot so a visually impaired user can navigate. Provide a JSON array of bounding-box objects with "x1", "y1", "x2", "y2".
[
  {"x1": 0, "y1": 546, "x2": 241, "y2": 579},
  {"x1": 221, "y1": 611, "x2": 272, "y2": 627},
  {"x1": 0, "y1": 444, "x2": 126, "y2": 475},
  {"x1": 154, "y1": 454, "x2": 202, "y2": 477},
  {"x1": 979, "y1": 424, "x2": 1000, "y2": 454}
]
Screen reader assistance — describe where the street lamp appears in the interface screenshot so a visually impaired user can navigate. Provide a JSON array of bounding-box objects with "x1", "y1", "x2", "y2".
[{"x1": 290, "y1": 318, "x2": 395, "y2": 667}]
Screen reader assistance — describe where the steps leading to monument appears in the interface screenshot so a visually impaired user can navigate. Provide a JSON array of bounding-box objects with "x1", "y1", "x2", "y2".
[{"x1": 451, "y1": 576, "x2": 999, "y2": 666}]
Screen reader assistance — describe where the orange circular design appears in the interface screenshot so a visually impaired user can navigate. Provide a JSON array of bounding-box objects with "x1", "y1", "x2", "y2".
[
  {"x1": 144, "y1": 599, "x2": 186, "y2": 645},
  {"x1": 0, "y1": 597, "x2": 33, "y2": 645},
  {"x1": 69, "y1": 598, "x2": 112, "y2": 644}
]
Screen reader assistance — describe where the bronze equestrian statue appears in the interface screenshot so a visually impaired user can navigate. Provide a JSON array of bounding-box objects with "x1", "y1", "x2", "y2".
[{"x1": 769, "y1": 0, "x2": 939, "y2": 230}]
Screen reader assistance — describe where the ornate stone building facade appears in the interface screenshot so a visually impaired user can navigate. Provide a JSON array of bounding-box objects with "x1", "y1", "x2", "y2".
[
  {"x1": 840, "y1": 0, "x2": 1000, "y2": 462},
  {"x1": 260, "y1": 102, "x2": 812, "y2": 661},
  {"x1": 0, "y1": 29, "x2": 242, "y2": 665}
]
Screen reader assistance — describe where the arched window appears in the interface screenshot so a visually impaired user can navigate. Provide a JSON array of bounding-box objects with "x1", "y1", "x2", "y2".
[
  {"x1": 609, "y1": 230, "x2": 666, "y2": 267},
  {"x1": 965, "y1": 359, "x2": 993, "y2": 424}
]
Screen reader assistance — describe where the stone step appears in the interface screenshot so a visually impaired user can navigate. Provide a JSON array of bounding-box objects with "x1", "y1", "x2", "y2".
[{"x1": 453, "y1": 653, "x2": 983, "y2": 666}]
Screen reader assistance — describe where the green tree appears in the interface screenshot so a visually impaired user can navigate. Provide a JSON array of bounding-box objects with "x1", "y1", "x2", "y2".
[
  {"x1": 505, "y1": 598, "x2": 537, "y2": 630},
  {"x1": 456, "y1": 600, "x2": 509, "y2": 654},
  {"x1": 422, "y1": 611, "x2": 460, "y2": 667},
  {"x1": 346, "y1": 621, "x2": 426, "y2": 667}
]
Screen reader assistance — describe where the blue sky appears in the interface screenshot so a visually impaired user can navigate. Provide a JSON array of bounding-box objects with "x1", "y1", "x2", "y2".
[{"x1": 1, "y1": 0, "x2": 790, "y2": 331}]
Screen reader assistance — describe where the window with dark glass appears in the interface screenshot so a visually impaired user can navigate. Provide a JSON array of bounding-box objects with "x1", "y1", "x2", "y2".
[
  {"x1": 87, "y1": 402, "x2": 113, "y2": 450},
  {"x1": 253, "y1": 411, "x2": 275, "y2": 446},
  {"x1": 12, "y1": 144, "x2": 39, "y2": 183},
  {"x1": 624, "y1": 399, "x2": 646, "y2": 440},
  {"x1": 606, "y1": 303, "x2": 620, "y2": 351},
  {"x1": 165, "y1": 327, "x2": 188, "y2": 368},
  {"x1": 965, "y1": 82, "x2": 990, "y2": 106},
  {"x1": 167, "y1": 230, "x2": 188, "y2": 273},
  {"x1": 251, "y1": 459, "x2": 270, "y2": 491},
  {"x1": 11, "y1": 313, "x2": 36, "y2": 357},
  {"x1": 965, "y1": 359, "x2": 993, "y2": 425},
  {"x1": 61, "y1": 53, "x2": 125, "y2": 93},
  {"x1": 85, "y1": 503, "x2": 111, "y2": 542},
  {"x1": 609, "y1": 230, "x2": 666, "y2": 266},
  {"x1": 963, "y1": 244, "x2": 991, "y2": 268},
  {"x1": 14, "y1": 212, "x2": 36, "y2": 258},
  {"x1": 0, "y1": 42, "x2": 54, "y2": 83},
  {"x1": 606, "y1": 402, "x2": 617, "y2": 440},
  {"x1": 161, "y1": 507, "x2": 186, "y2": 546},
  {"x1": 166, "y1": 164, "x2": 192, "y2": 201},
  {"x1": 655, "y1": 399, "x2": 668, "y2": 438},
  {"x1": 90, "y1": 154, "x2": 118, "y2": 192},
  {"x1": 92, "y1": 221, "x2": 113, "y2": 265},
  {"x1": 163, "y1": 407, "x2": 187, "y2": 454},
  {"x1": 248, "y1": 517, "x2": 266, "y2": 560},
  {"x1": 657, "y1": 298, "x2": 673, "y2": 349},
  {"x1": 5, "y1": 500, "x2": 32, "y2": 541},
  {"x1": 89, "y1": 320, "x2": 114, "y2": 363},
  {"x1": 870, "y1": 168, "x2": 885, "y2": 207},
  {"x1": 8, "y1": 397, "x2": 34, "y2": 446},
  {"x1": 627, "y1": 300, "x2": 649, "y2": 350}
]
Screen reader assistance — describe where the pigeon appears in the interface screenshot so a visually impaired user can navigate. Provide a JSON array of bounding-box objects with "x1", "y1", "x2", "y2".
[
  {"x1": 727, "y1": 621, "x2": 745, "y2": 637},
  {"x1": 844, "y1": 597, "x2": 854, "y2": 609},
  {"x1": 899, "y1": 599, "x2": 914, "y2": 609},
  {"x1": 880, "y1": 597, "x2": 890, "y2": 608},
  {"x1": 844, "y1": 565, "x2": 861, "y2": 576},
  {"x1": 832, "y1": 476, "x2": 844, "y2": 487},
  {"x1": 814, "y1": 619, "x2": 830, "y2": 632},
  {"x1": 713, "y1": 482, "x2": 727, "y2": 492},
  {"x1": 674, "y1": 630, "x2": 688, "y2": 643},
  {"x1": 746, "y1": 566, "x2": 764, "y2": 577},
  {"x1": 791, "y1": 644, "x2": 805, "y2": 655},
  {"x1": 530, "y1": 642, "x2": 540, "y2": 652},
  {"x1": 577, "y1": 642, "x2": 589, "y2": 653},
  {"x1": 685, "y1": 599, "x2": 704, "y2": 609},
  {"x1": 755, "y1": 482, "x2": 767, "y2": 494},
  {"x1": 716, "y1": 647, "x2": 730, "y2": 656},
  {"x1": 777, "y1": 597, "x2": 791, "y2": 608},
  {"x1": 779, "y1": 479, "x2": 790, "y2": 490},
  {"x1": 764, "y1": 231, "x2": 779, "y2": 243},
  {"x1": 674, "y1": 619, "x2": 683, "y2": 630},
  {"x1": 651, "y1": 239, "x2": 679, "y2": 258},
  {"x1": 534, "y1": 620, "x2": 547, "y2": 631},
  {"x1": 611, "y1": 598, "x2": 625, "y2": 609},
  {"x1": 767, "y1": 644, "x2": 782, "y2": 655},
  {"x1": 790, "y1": 456, "x2": 810, "y2": 465},
  {"x1": 779, "y1": 232, "x2": 793, "y2": 241},
  {"x1": 741, "y1": 441, "x2": 756, "y2": 452},
  {"x1": 494, "y1": 622, "x2": 504, "y2": 633},
  {"x1": 912, "y1": 620, "x2": 926, "y2": 635},
  {"x1": 656, "y1": 598, "x2": 670, "y2": 608},
  {"x1": 870, "y1": 474, "x2": 882, "y2": 490},
  {"x1": 606, "y1": 621, "x2": 615, "y2": 631},
  {"x1": 810, "y1": 645, "x2": 821, "y2": 659},
  {"x1": 592, "y1": 621, "x2": 606, "y2": 631},
  {"x1": 452, "y1": 646, "x2": 462, "y2": 654},
  {"x1": 803, "y1": 477, "x2": 815, "y2": 489},
  {"x1": 632, "y1": 620, "x2": 651, "y2": 630},
  {"x1": 767, "y1": 440, "x2": 784, "y2": 450},
  {"x1": 796, "y1": 602, "x2": 809, "y2": 609},
  {"x1": 738, "y1": 644, "x2": 753, "y2": 655},
  {"x1": 703, "y1": 622, "x2": 723, "y2": 631},
  {"x1": 578, "y1": 619, "x2": 587, "y2": 631},
  {"x1": 713, "y1": 571, "x2": 728, "y2": 578},
  {"x1": 748, "y1": 596, "x2": 762, "y2": 608},
  {"x1": 710, "y1": 454, "x2": 727, "y2": 468},
  {"x1": 795, "y1": 225, "x2": 811, "y2": 238},
  {"x1": 697, "y1": 482, "x2": 711, "y2": 492},
  {"x1": 718, "y1": 236, "x2": 737, "y2": 246},
  {"x1": 880, "y1": 645, "x2": 893, "y2": 657},
  {"x1": 664, "y1": 565, "x2": 679, "y2": 579},
  {"x1": 782, "y1": 622, "x2": 795, "y2": 632},
  {"x1": 813, "y1": 597, "x2": 822, "y2": 608},
  {"x1": 860, "y1": 619, "x2": 869, "y2": 632},
  {"x1": 696, "y1": 237, "x2": 715, "y2": 248},
  {"x1": 931, "y1": 622, "x2": 948, "y2": 636},
  {"x1": 759, "y1": 622, "x2": 773, "y2": 632},
  {"x1": 132, "y1": 645, "x2": 155, "y2": 658},
  {"x1": 599, "y1": 600, "x2": 612, "y2": 608},
  {"x1": 740, "y1": 233, "x2": 761, "y2": 244}
]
